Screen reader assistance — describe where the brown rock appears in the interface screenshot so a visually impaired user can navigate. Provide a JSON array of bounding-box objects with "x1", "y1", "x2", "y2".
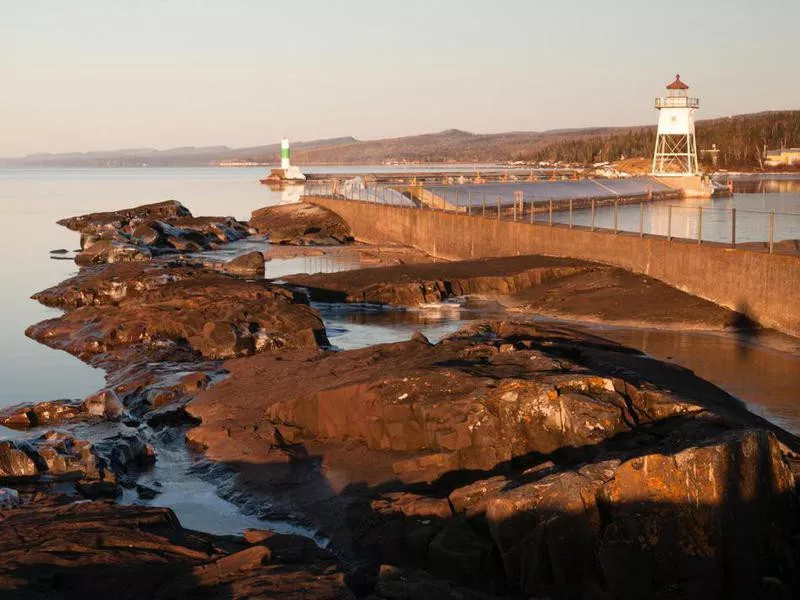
[
  {"x1": 0, "y1": 399, "x2": 84, "y2": 430},
  {"x1": 0, "y1": 442, "x2": 37, "y2": 477},
  {"x1": 75, "y1": 239, "x2": 152, "y2": 266},
  {"x1": 82, "y1": 389, "x2": 124, "y2": 419},
  {"x1": 250, "y1": 203, "x2": 352, "y2": 245},
  {"x1": 27, "y1": 271, "x2": 328, "y2": 362},
  {"x1": 221, "y1": 250, "x2": 265, "y2": 277},
  {"x1": 0, "y1": 501, "x2": 356, "y2": 599},
  {"x1": 57, "y1": 200, "x2": 191, "y2": 233}
]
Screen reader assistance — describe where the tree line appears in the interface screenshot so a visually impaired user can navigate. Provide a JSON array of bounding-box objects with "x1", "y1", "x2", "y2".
[{"x1": 524, "y1": 111, "x2": 800, "y2": 168}]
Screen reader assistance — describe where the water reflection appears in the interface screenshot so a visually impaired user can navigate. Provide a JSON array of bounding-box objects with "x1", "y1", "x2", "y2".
[
  {"x1": 578, "y1": 325, "x2": 800, "y2": 435},
  {"x1": 552, "y1": 191, "x2": 800, "y2": 244}
]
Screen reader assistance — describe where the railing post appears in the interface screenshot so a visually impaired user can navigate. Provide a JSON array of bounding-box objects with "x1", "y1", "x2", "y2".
[
  {"x1": 497, "y1": 195, "x2": 501, "y2": 220},
  {"x1": 614, "y1": 200, "x2": 619, "y2": 234},
  {"x1": 529, "y1": 197, "x2": 534, "y2": 224},
  {"x1": 697, "y1": 206, "x2": 702, "y2": 244},
  {"x1": 468, "y1": 191, "x2": 472, "y2": 216},
  {"x1": 639, "y1": 201, "x2": 644, "y2": 237},
  {"x1": 731, "y1": 207, "x2": 736, "y2": 247},
  {"x1": 591, "y1": 199, "x2": 596, "y2": 231},
  {"x1": 482, "y1": 193, "x2": 486, "y2": 217},
  {"x1": 569, "y1": 199, "x2": 573, "y2": 229},
  {"x1": 513, "y1": 196, "x2": 517, "y2": 222},
  {"x1": 769, "y1": 211, "x2": 775, "y2": 253},
  {"x1": 667, "y1": 206, "x2": 672, "y2": 240},
  {"x1": 548, "y1": 199, "x2": 553, "y2": 226}
]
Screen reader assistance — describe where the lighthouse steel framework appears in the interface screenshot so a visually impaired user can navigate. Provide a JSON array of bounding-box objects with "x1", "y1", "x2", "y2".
[{"x1": 652, "y1": 74, "x2": 700, "y2": 176}]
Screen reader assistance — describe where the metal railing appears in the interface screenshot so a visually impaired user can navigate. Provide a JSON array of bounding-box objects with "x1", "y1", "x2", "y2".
[
  {"x1": 655, "y1": 97, "x2": 699, "y2": 109},
  {"x1": 302, "y1": 182, "x2": 800, "y2": 255}
]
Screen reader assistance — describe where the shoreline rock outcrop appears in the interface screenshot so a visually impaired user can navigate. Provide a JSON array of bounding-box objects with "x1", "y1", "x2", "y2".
[
  {"x1": 250, "y1": 203, "x2": 353, "y2": 245},
  {"x1": 27, "y1": 263, "x2": 328, "y2": 364},
  {"x1": 0, "y1": 501, "x2": 357, "y2": 600},
  {"x1": 185, "y1": 320, "x2": 800, "y2": 598},
  {"x1": 58, "y1": 200, "x2": 251, "y2": 265},
  {"x1": 7, "y1": 198, "x2": 799, "y2": 599},
  {"x1": 285, "y1": 255, "x2": 750, "y2": 331}
]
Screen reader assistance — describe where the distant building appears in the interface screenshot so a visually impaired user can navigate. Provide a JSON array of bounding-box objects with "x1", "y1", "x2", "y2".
[
  {"x1": 700, "y1": 143, "x2": 720, "y2": 166},
  {"x1": 765, "y1": 148, "x2": 800, "y2": 166}
]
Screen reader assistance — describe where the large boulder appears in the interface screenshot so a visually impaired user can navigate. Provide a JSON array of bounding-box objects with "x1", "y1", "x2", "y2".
[
  {"x1": 0, "y1": 442, "x2": 37, "y2": 477},
  {"x1": 250, "y1": 203, "x2": 352, "y2": 245},
  {"x1": 486, "y1": 428, "x2": 797, "y2": 599}
]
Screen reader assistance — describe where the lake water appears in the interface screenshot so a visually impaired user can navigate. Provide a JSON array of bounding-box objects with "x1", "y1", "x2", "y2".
[
  {"x1": 1, "y1": 167, "x2": 799, "y2": 534},
  {"x1": 430, "y1": 179, "x2": 800, "y2": 245}
]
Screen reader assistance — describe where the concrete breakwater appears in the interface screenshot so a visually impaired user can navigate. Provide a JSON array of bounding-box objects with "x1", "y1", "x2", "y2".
[{"x1": 305, "y1": 196, "x2": 800, "y2": 337}]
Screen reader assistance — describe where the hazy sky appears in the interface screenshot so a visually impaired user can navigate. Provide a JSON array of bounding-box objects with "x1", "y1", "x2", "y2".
[{"x1": 2, "y1": 0, "x2": 798, "y2": 156}]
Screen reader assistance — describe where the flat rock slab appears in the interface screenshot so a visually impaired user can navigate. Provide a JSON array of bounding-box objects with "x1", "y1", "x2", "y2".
[
  {"x1": 284, "y1": 254, "x2": 593, "y2": 304},
  {"x1": 286, "y1": 254, "x2": 745, "y2": 330},
  {"x1": 507, "y1": 266, "x2": 744, "y2": 330},
  {"x1": 0, "y1": 502, "x2": 355, "y2": 599}
]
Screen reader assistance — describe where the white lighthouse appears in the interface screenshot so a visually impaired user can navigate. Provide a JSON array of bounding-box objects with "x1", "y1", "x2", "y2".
[
  {"x1": 260, "y1": 137, "x2": 306, "y2": 184},
  {"x1": 280, "y1": 137, "x2": 291, "y2": 169},
  {"x1": 652, "y1": 74, "x2": 700, "y2": 176}
]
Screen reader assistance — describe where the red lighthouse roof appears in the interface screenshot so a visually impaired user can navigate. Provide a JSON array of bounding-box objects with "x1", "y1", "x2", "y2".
[{"x1": 666, "y1": 74, "x2": 689, "y2": 90}]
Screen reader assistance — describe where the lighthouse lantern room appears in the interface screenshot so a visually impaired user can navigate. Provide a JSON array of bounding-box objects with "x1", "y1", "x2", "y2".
[{"x1": 652, "y1": 74, "x2": 700, "y2": 176}]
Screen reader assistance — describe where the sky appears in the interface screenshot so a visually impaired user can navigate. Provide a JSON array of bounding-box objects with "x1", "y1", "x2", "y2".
[{"x1": 1, "y1": 0, "x2": 799, "y2": 156}]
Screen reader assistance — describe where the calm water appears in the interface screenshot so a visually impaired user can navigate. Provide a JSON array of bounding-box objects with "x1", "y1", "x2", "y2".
[
  {"x1": 432, "y1": 179, "x2": 800, "y2": 244},
  {"x1": 1, "y1": 167, "x2": 799, "y2": 534}
]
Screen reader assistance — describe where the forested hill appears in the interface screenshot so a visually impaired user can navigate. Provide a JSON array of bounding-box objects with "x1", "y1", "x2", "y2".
[
  {"x1": 287, "y1": 111, "x2": 799, "y2": 168},
  {"x1": 2, "y1": 111, "x2": 798, "y2": 168},
  {"x1": 525, "y1": 111, "x2": 800, "y2": 169}
]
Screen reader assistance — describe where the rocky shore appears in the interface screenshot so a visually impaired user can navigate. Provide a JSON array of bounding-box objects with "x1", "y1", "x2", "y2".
[
  {"x1": 285, "y1": 255, "x2": 750, "y2": 331},
  {"x1": 2, "y1": 199, "x2": 799, "y2": 599}
]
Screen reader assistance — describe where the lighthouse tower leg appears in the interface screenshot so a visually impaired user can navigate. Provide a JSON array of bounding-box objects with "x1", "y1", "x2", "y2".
[{"x1": 652, "y1": 131, "x2": 699, "y2": 176}]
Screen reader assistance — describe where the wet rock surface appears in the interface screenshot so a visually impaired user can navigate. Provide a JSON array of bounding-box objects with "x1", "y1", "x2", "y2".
[
  {"x1": 186, "y1": 320, "x2": 800, "y2": 598},
  {"x1": 285, "y1": 255, "x2": 744, "y2": 330},
  {"x1": 285, "y1": 255, "x2": 590, "y2": 305},
  {"x1": 0, "y1": 428, "x2": 157, "y2": 500},
  {"x1": 250, "y1": 203, "x2": 353, "y2": 245},
  {"x1": 0, "y1": 502, "x2": 356, "y2": 600},
  {"x1": 58, "y1": 200, "x2": 251, "y2": 265},
  {"x1": 27, "y1": 263, "x2": 328, "y2": 363},
  {"x1": 8, "y1": 198, "x2": 800, "y2": 598}
]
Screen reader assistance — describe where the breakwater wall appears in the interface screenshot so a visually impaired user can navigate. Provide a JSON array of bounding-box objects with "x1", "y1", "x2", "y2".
[{"x1": 305, "y1": 196, "x2": 800, "y2": 337}]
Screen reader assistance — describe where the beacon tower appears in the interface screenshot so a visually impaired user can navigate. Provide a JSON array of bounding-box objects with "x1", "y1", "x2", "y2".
[
  {"x1": 281, "y1": 137, "x2": 291, "y2": 170},
  {"x1": 652, "y1": 75, "x2": 700, "y2": 176}
]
